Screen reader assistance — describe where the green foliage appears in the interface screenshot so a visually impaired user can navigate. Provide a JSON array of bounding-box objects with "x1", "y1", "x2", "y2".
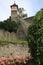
[
  {"x1": 27, "y1": 9, "x2": 43, "y2": 65},
  {"x1": 18, "y1": 8, "x2": 27, "y2": 18},
  {"x1": 0, "y1": 39, "x2": 27, "y2": 46},
  {"x1": 0, "y1": 17, "x2": 19, "y2": 33}
]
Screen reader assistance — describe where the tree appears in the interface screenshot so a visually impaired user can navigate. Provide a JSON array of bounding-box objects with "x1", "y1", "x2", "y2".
[
  {"x1": 27, "y1": 9, "x2": 43, "y2": 65},
  {"x1": 0, "y1": 17, "x2": 19, "y2": 33},
  {"x1": 18, "y1": 8, "x2": 27, "y2": 18}
]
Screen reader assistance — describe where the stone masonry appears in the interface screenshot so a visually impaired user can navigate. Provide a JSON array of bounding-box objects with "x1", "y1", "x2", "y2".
[{"x1": 0, "y1": 43, "x2": 30, "y2": 57}]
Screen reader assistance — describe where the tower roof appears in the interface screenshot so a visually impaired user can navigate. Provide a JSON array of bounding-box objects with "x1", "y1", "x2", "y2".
[{"x1": 10, "y1": 2, "x2": 18, "y2": 9}]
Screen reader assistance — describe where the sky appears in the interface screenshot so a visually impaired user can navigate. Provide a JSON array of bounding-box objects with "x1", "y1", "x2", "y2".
[{"x1": 0, "y1": 0, "x2": 43, "y2": 21}]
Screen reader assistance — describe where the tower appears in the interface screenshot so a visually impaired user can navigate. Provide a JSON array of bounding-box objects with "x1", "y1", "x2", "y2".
[{"x1": 10, "y1": 2, "x2": 18, "y2": 21}]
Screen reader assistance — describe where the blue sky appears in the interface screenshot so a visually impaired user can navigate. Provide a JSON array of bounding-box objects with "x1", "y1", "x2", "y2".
[{"x1": 0, "y1": 0, "x2": 43, "y2": 21}]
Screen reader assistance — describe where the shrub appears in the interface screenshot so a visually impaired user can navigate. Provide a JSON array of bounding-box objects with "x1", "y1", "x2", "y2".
[
  {"x1": 27, "y1": 9, "x2": 43, "y2": 65},
  {"x1": 0, "y1": 56, "x2": 32, "y2": 65}
]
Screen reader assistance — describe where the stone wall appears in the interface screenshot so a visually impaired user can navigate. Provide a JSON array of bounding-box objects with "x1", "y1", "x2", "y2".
[
  {"x1": 0, "y1": 43, "x2": 30, "y2": 57},
  {"x1": 17, "y1": 25, "x2": 26, "y2": 39},
  {"x1": 24, "y1": 16, "x2": 34, "y2": 23},
  {"x1": 0, "y1": 30, "x2": 30, "y2": 57},
  {"x1": 0, "y1": 30, "x2": 17, "y2": 41}
]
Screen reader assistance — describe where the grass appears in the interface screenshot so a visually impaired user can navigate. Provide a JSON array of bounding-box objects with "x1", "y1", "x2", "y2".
[{"x1": 0, "y1": 39, "x2": 27, "y2": 46}]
